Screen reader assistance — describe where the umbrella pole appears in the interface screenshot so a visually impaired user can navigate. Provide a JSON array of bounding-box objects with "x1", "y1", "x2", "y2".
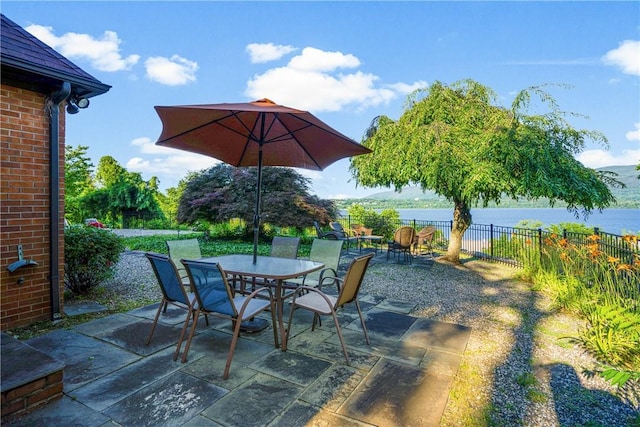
[
  {"x1": 252, "y1": 148, "x2": 262, "y2": 264},
  {"x1": 253, "y1": 116, "x2": 265, "y2": 264}
]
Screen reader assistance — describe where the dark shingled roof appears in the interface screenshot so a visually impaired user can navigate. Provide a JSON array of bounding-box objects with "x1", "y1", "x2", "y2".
[{"x1": 1, "y1": 13, "x2": 110, "y2": 98}]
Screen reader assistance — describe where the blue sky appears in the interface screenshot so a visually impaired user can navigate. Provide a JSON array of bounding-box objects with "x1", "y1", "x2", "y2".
[{"x1": 3, "y1": 1, "x2": 639, "y2": 199}]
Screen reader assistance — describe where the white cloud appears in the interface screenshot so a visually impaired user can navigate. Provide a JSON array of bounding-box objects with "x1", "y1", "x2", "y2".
[
  {"x1": 387, "y1": 81, "x2": 429, "y2": 94},
  {"x1": 246, "y1": 43, "x2": 297, "y2": 63},
  {"x1": 297, "y1": 169, "x2": 322, "y2": 181},
  {"x1": 288, "y1": 47, "x2": 360, "y2": 72},
  {"x1": 245, "y1": 46, "x2": 426, "y2": 112},
  {"x1": 577, "y1": 149, "x2": 640, "y2": 168},
  {"x1": 126, "y1": 137, "x2": 218, "y2": 189},
  {"x1": 578, "y1": 122, "x2": 640, "y2": 168},
  {"x1": 25, "y1": 24, "x2": 139, "y2": 72},
  {"x1": 626, "y1": 122, "x2": 640, "y2": 142},
  {"x1": 145, "y1": 55, "x2": 198, "y2": 86},
  {"x1": 130, "y1": 137, "x2": 182, "y2": 155},
  {"x1": 602, "y1": 40, "x2": 640, "y2": 76}
]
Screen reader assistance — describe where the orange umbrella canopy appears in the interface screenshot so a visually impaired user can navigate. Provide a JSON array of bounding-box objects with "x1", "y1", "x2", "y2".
[
  {"x1": 154, "y1": 98, "x2": 372, "y2": 263},
  {"x1": 154, "y1": 98, "x2": 371, "y2": 170}
]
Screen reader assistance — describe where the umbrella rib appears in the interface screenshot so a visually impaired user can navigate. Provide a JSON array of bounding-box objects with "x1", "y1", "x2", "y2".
[
  {"x1": 274, "y1": 114, "x2": 323, "y2": 170},
  {"x1": 236, "y1": 112, "x2": 265, "y2": 165},
  {"x1": 159, "y1": 110, "x2": 262, "y2": 145},
  {"x1": 216, "y1": 110, "x2": 261, "y2": 143}
]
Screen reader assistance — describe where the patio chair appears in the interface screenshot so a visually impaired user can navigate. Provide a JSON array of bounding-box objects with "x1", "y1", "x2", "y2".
[
  {"x1": 284, "y1": 252, "x2": 374, "y2": 364},
  {"x1": 166, "y1": 238, "x2": 202, "y2": 289},
  {"x1": 178, "y1": 259, "x2": 278, "y2": 379},
  {"x1": 329, "y1": 221, "x2": 359, "y2": 252},
  {"x1": 413, "y1": 226, "x2": 436, "y2": 257},
  {"x1": 314, "y1": 220, "x2": 342, "y2": 240},
  {"x1": 270, "y1": 236, "x2": 300, "y2": 259},
  {"x1": 350, "y1": 223, "x2": 363, "y2": 235},
  {"x1": 284, "y1": 239, "x2": 343, "y2": 289},
  {"x1": 235, "y1": 236, "x2": 302, "y2": 296},
  {"x1": 145, "y1": 252, "x2": 205, "y2": 360},
  {"x1": 360, "y1": 227, "x2": 373, "y2": 236},
  {"x1": 387, "y1": 226, "x2": 416, "y2": 264}
]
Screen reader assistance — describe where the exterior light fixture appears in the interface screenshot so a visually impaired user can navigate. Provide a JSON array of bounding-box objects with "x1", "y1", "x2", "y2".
[
  {"x1": 76, "y1": 97, "x2": 90, "y2": 108},
  {"x1": 66, "y1": 95, "x2": 90, "y2": 114},
  {"x1": 66, "y1": 100, "x2": 79, "y2": 114}
]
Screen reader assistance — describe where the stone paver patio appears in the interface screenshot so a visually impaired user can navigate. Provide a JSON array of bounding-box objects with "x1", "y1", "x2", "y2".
[{"x1": 4, "y1": 253, "x2": 471, "y2": 426}]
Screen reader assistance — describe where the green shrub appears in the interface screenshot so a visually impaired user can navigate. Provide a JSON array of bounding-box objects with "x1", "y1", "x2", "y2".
[
  {"x1": 65, "y1": 226, "x2": 124, "y2": 295},
  {"x1": 347, "y1": 204, "x2": 399, "y2": 239}
]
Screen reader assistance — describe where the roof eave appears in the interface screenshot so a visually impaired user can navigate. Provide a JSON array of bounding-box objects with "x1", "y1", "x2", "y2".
[{"x1": 1, "y1": 56, "x2": 111, "y2": 98}]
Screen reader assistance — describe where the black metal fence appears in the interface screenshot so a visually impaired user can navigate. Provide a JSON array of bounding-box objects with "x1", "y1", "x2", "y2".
[{"x1": 336, "y1": 216, "x2": 639, "y2": 268}]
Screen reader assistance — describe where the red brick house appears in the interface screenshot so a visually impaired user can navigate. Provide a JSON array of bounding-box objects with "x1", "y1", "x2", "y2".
[{"x1": 1, "y1": 14, "x2": 110, "y2": 330}]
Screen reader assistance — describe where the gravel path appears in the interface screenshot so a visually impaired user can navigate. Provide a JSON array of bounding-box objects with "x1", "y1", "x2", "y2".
[{"x1": 100, "y1": 249, "x2": 639, "y2": 426}]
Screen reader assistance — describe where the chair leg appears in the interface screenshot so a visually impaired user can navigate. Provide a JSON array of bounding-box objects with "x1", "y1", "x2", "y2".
[
  {"x1": 284, "y1": 302, "x2": 297, "y2": 351},
  {"x1": 174, "y1": 308, "x2": 193, "y2": 361},
  {"x1": 146, "y1": 298, "x2": 165, "y2": 345},
  {"x1": 181, "y1": 309, "x2": 201, "y2": 363},
  {"x1": 331, "y1": 311, "x2": 351, "y2": 365},
  {"x1": 223, "y1": 317, "x2": 244, "y2": 380},
  {"x1": 270, "y1": 300, "x2": 279, "y2": 348},
  {"x1": 355, "y1": 300, "x2": 370, "y2": 345},
  {"x1": 312, "y1": 313, "x2": 322, "y2": 330}
]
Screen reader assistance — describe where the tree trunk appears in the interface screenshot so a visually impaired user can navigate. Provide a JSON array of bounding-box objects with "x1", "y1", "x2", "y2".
[{"x1": 444, "y1": 200, "x2": 472, "y2": 264}]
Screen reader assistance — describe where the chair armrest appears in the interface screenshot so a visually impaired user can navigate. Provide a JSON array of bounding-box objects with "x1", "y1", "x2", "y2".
[
  {"x1": 321, "y1": 231, "x2": 341, "y2": 240},
  {"x1": 236, "y1": 286, "x2": 275, "y2": 318},
  {"x1": 319, "y1": 275, "x2": 344, "y2": 292},
  {"x1": 318, "y1": 268, "x2": 339, "y2": 289}
]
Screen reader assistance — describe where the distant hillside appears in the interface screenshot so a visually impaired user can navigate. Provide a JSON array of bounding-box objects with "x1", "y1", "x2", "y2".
[{"x1": 335, "y1": 165, "x2": 639, "y2": 209}]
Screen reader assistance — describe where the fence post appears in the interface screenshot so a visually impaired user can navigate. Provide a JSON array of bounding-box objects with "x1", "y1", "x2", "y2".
[
  {"x1": 490, "y1": 224, "x2": 494, "y2": 259},
  {"x1": 538, "y1": 228, "x2": 543, "y2": 261}
]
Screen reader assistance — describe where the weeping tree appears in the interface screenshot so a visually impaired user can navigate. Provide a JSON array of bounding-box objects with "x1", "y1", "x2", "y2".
[
  {"x1": 350, "y1": 79, "x2": 623, "y2": 263},
  {"x1": 81, "y1": 156, "x2": 163, "y2": 227}
]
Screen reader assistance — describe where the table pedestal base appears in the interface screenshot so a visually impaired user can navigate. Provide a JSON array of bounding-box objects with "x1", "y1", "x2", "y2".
[{"x1": 240, "y1": 318, "x2": 269, "y2": 333}]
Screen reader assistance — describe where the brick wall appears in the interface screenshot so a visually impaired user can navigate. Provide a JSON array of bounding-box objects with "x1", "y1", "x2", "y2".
[
  {"x1": 1, "y1": 370, "x2": 64, "y2": 421},
  {"x1": 0, "y1": 84, "x2": 65, "y2": 330}
]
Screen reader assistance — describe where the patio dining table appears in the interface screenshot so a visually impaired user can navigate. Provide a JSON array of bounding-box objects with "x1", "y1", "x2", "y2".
[{"x1": 198, "y1": 254, "x2": 324, "y2": 347}]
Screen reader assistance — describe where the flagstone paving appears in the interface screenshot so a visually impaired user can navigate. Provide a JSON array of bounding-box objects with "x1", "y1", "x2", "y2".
[{"x1": 5, "y1": 267, "x2": 471, "y2": 427}]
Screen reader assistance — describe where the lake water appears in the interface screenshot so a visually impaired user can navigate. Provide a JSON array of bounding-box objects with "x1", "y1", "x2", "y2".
[{"x1": 343, "y1": 208, "x2": 639, "y2": 235}]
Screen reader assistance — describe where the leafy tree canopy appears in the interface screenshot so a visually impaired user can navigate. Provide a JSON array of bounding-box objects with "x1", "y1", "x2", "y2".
[
  {"x1": 350, "y1": 79, "x2": 623, "y2": 262},
  {"x1": 95, "y1": 156, "x2": 127, "y2": 189},
  {"x1": 178, "y1": 164, "x2": 337, "y2": 232},
  {"x1": 64, "y1": 145, "x2": 95, "y2": 223},
  {"x1": 81, "y1": 156, "x2": 163, "y2": 226}
]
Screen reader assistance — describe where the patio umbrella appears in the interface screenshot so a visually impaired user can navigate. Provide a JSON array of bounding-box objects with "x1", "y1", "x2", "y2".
[{"x1": 154, "y1": 98, "x2": 372, "y2": 263}]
